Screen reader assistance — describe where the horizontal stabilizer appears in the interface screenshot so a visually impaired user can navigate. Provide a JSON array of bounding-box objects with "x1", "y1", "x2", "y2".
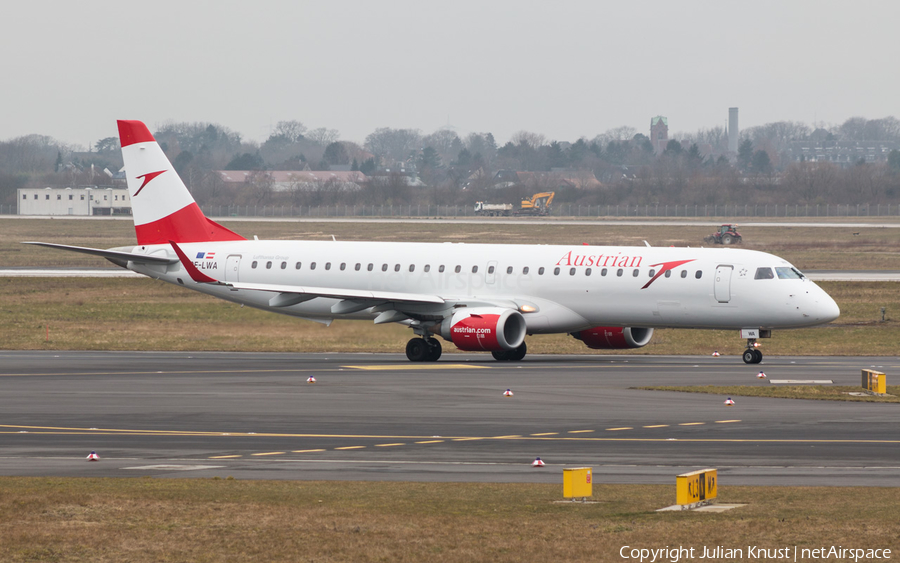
[{"x1": 22, "y1": 242, "x2": 176, "y2": 267}]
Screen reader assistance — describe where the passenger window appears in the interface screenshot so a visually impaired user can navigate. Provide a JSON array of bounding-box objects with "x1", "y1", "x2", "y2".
[
  {"x1": 409, "y1": 265, "x2": 415, "y2": 272},
  {"x1": 355, "y1": 263, "x2": 361, "y2": 271},
  {"x1": 455, "y1": 265, "x2": 461, "y2": 273},
  {"x1": 340, "y1": 263, "x2": 346, "y2": 271},
  {"x1": 617, "y1": 269, "x2": 623, "y2": 277},
  {"x1": 585, "y1": 268, "x2": 592, "y2": 276},
  {"x1": 266, "y1": 261, "x2": 272, "y2": 269},
  {"x1": 665, "y1": 270, "x2": 671, "y2": 278},
  {"x1": 506, "y1": 266, "x2": 512, "y2": 274},
  {"x1": 523, "y1": 267, "x2": 529, "y2": 274},
  {"x1": 281, "y1": 262, "x2": 287, "y2": 269},
  {"x1": 755, "y1": 267, "x2": 774, "y2": 280},
  {"x1": 424, "y1": 265, "x2": 430, "y2": 272},
  {"x1": 311, "y1": 262, "x2": 317, "y2": 270},
  {"x1": 695, "y1": 270, "x2": 703, "y2": 279},
  {"x1": 325, "y1": 262, "x2": 331, "y2": 270},
  {"x1": 569, "y1": 268, "x2": 576, "y2": 276},
  {"x1": 632, "y1": 269, "x2": 639, "y2": 277},
  {"x1": 368, "y1": 264, "x2": 373, "y2": 271},
  {"x1": 538, "y1": 267, "x2": 545, "y2": 275},
  {"x1": 472, "y1": 265, "x2": 478, "y2": 273},
  {"x1": 554, "y1": 267, "x2": 560, "y2": 275},
  {"x1": 439, "y1": 265, "x2": 445, "y2": 273},
  {"x1": 681, "y1": 270, "x2": 687, "y2": 278},
  {"x1": 601, "y1": 268, "x2": 607, "y2": 276},
  {"x1": 251, "y1": 261, "x2": 258, "y2": 269},
  {"x1": 394, "y1": 264, "x2": 400, "y2": 272},
  {"x1": 295, "y1": 262, "x2": 301, "y2": 269},
  {"x1": 382, "y1": 264, "x2": 388, "y2": 271},
  {"x1": 648, "y1": 269, "x2": 655, "y2": 277},
  {"x1": 488, "y1": 266, "x2": 495, "y2": 274}
]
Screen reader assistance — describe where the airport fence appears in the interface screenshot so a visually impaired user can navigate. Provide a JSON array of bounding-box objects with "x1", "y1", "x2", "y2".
[{"x1": 3, "y1": 202, "x2": 900, "y2": 218}]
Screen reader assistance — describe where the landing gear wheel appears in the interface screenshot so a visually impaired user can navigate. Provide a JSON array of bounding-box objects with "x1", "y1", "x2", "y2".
[
  {"x1": 752, "y1": 349, "x2": 763, "y2": 363},
  {"x1": 425, "y1": 339, "x2": 442, "y2": 362},
  {"x1": 507, "y1": 341, "x2": 527, "y2": 362},
  {"x1": 406, "y1": 338, "x2": 429, "y2": 362},
  {"x1": 742, "y1": 349, "x2": 755, "y2": 364},
  {"x1": 491, "y1": 350, "x2": 512, "y2": 361}
]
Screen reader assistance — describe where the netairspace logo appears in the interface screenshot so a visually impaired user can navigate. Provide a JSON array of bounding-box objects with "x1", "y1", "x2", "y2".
[{"x1": 619, "y1": 545, "x2": 891, "y2": 562}]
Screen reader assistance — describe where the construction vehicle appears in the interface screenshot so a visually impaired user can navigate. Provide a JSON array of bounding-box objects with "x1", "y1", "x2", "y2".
[
  {"x1": 704, "y1": 224, "x2": 742, "y2": 245},
  {"x1": 515, "y1": 191, "x2": 555, "y2": 216},
  {"x1": 474, "y1": 202, "x2": 514, "y2": 216}
]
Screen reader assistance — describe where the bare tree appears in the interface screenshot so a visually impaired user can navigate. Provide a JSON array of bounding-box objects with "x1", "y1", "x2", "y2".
[
  {"x1": 307, "y1": 127, "x2": 341, "y2": 146},
  {"x1": 364, "y1": 128, "x2": 422, "y2": 163}
]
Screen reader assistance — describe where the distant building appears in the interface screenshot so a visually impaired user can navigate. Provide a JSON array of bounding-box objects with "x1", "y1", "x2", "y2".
[
  {"x1": 492, "y1": 169, "x2": 601, "y2": 190},
  {"x1": 786, "y1": 140, "x2": 899, "y2": 168},
  {"x1": 215, "y1": 170, "x2": 368, "y2": 191},
  {"x1": 650, "y1": 116, "x2": 668, "y2": 154},
  {"x1": 728, "y1": 107, "x2": 739, "y2": 153},
  {"x1": 17, "y1": 187, "x2": 131, "y2": 216}
]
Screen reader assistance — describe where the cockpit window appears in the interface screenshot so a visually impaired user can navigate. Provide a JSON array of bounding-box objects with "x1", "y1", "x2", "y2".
[
  {"x1": 775, "y1": 267, "x2": 804, "y2": 280},
  {"x1": 754, "y1": 267, "x2": 774, "y2": 280}
]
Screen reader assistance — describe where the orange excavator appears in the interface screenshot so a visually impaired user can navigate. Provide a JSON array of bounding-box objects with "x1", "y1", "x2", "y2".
[{"x1": 516, "y1": 192, "x2": 554, "y2": 216}]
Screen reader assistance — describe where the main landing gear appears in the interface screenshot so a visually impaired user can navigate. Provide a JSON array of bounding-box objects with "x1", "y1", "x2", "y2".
[
  {"x1": 406, "y1": 337, "x2": 442, "y2": 362},
  {"x1": 742, "y1": 339, "x2": 763, "y2": 364},
  {"x1": 491, "y1": 341, "x2": 527, "y2": 362}
]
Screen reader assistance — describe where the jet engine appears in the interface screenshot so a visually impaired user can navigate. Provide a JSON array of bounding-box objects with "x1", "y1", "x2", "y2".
[
  {"x1": 571, "y1": 326, "x2": 654, "y2": 349},
  {"x1": 437, "y1": 307, "x2": 527, "y2": 352}
]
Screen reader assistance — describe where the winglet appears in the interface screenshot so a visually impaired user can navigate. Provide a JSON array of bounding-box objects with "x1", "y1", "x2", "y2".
[{"x1": 169, "y1": 240, "x2": 219, "y2": 283}]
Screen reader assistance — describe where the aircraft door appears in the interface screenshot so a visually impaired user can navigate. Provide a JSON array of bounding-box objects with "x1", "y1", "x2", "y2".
[
  {"x1": 486, "y1": 260, "x2": 498, "y2": 284},
  {"x1": 225, "y1": 255, "x2": 241, "y2": 283},
  {"x1": 714, "y1": 265, "x2": 733, "y2": 303}
]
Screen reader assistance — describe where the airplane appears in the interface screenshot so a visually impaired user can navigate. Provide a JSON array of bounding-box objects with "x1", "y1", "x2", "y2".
[{"x1": 26, "y1": 120, "x2": 841, "y2": 364}]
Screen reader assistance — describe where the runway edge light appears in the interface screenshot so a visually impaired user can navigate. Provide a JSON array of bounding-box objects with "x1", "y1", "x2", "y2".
[
  {"x1": 724, "y1": 397, "x2": 735, "y2": 406},
  {"x1": 86, "y1": 451, "x2": 99, "y2": 461},
  {"x1": 563, "y1": 467, "x2": 592, "y2": 500},
  {"x1": 711, "y1": 351, "x2": 720, "y2": 357},
  {"x1": 532, "y1": 457, "x2": 545, "y2": 467},
  {"x1": 307, "y1": 376, "x2": 316, "y2": 383},
  {"x1": 757, "y1": 371, "x2": 767, "y2": 379},
  {"x1": 503, "y1": 388, "x2": 513, "y2": 397}
]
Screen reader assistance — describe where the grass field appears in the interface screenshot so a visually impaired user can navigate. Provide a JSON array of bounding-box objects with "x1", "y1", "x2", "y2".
[
  {"x1": 0, "y1": 478, "x2": 897, "y2": 563},
  {"x1": 3, "y1": 217, "x2": 900, "y2": 270}
]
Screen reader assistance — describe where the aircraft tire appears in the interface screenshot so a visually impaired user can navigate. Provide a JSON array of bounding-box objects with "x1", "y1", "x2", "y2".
[
  {"x1": 753, "y1": 349, "x2": 763, "y2": 363},
  {"x1": 426, "y1": 339, "x2": 442, "y2": 362},
  {"x1": 406, "y1": 338, "x2": 430, "y2": 362},
  {"x1": 742, "y1": 349, "x2": 755, "y2": 364},
  {"x1": 491, "y1": 350, "x2": 512, "y2": 361},
  {"x1": 508, "y1": 341, "x2": 527, "y2": 361}
]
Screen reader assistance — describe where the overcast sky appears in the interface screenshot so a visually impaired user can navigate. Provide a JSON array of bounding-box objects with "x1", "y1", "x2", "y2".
[{"x1": 3, "y1": 1, "x2": 898, "y2": 148}]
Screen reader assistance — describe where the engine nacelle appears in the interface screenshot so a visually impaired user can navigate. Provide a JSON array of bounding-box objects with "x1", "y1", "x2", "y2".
[
  {"x1": 438, "y1": 307, "x2": 527, "y2": 352},
  {"x1": 571, "y1": 326, "x2": 654, "y2": 349}
]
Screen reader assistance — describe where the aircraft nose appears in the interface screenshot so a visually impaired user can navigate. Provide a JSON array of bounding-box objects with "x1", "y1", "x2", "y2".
[{"x1": 816, "y1": 291, "x2": 841, "y2": 323}]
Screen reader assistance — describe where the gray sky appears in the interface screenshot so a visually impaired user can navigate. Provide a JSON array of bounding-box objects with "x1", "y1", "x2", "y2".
[{"x1": 3, "y1": 0, "x2": 898, "y2": 148}]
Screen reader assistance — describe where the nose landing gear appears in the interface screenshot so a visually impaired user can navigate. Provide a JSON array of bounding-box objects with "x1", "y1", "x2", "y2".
[{"x1": 742, "y1": 339, "x2": 763, "y2": 364}]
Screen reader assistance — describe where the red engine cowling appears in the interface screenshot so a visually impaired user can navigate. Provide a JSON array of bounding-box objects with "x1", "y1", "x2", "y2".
[
  {"x1": 572, "y1": 326, "x2": 654, "y2": 349},
  {"x1": 438, "y1": 307, "x2": 527, "y2": 352}
]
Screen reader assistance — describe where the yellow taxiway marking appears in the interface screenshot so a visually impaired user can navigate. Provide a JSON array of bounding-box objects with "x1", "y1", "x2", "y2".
[
  {"x1": 251, "y1": 451, "x2": 285, "y2": 456},
  {"x1": 716, "y1": 420, "x2": 742, "y2": 423},
  {"x1": 292, "y1": 449, "x2": 326, "y2": 453},
  {"x1": 492, "y1": 435, "x2": 522, "y2": 439},
  {"x1": 606, "y1": 427, "x2": 633, "y2": 431},
  {"x1": 567, "y1": 430, "x2": 594, "y2": 434},
  {"x1": 452, "y1": 437, "x2": 484, "y2": 441},
  {"x1": 679, "y1": 422, "x2": 705, "y2": 426},
  {"x1": 342, "y1": 364, "x2": 488, "y2": 371},
  {"x1": 643, "y1": 425, "x2": 670, "y2": 428},
  {"x1": 415, "y1": 440, "x2": 444, "y2": 444},
  {"x1": 375, "y1": 443, "x2": 405, "y2": 447},
  {"x1": 530, "y1": 432, "x2": 558, "y2": 436},
  {"x1": 334, "y1": 446, "x2": 366, "y2": 450},
  {"x1": 0, "y1": 368, "x2": 335, "y2": 378},
  {"x1": 209, "y1": 454, "x2": 242, "y2": 459}
]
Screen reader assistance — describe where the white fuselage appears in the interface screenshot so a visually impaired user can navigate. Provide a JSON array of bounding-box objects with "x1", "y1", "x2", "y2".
[{"x1": 127, "y1": 240, "x2": 840, "y2": 334}]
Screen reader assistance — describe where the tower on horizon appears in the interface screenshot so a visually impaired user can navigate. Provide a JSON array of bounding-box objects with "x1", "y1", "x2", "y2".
[
  {"x1": 650, "y1": 116, "x2": 668, "y2": 154},
  {"x1": 728, "y1": 108, "x2": 739, "y2": 153}
]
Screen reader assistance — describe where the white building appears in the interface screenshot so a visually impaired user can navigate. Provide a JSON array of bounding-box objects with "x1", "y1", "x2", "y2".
[{"x1": 17, "y1": 187, "x2": 132, "y2": 216}]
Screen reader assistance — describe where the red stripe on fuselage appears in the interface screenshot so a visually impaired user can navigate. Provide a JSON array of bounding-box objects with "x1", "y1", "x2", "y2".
[
  {"x1": 117, "y1": 120, "x2": 156, "y2": 147},
  {"x1": 135, "y1": 203, "x2": 246, "y2": 245}
]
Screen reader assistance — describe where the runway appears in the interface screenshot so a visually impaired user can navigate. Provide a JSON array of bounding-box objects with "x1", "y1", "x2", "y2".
[{"x1": 1, "y1": 351, "x2": 898, "y2": 486}]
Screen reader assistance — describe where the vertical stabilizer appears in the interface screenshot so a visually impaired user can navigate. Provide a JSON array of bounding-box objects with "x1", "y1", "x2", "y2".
[{"x1": 118, "y1": 120, "x2": 244, "y2": 245}]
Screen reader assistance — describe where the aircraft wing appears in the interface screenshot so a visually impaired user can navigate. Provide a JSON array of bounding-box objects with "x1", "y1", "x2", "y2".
[
  {"x1": 22, "y1": 242, "x2": 178, "y2": 267},
  {"x1": 226, "y1": 280, "x2": 445, "y2": 305}
]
